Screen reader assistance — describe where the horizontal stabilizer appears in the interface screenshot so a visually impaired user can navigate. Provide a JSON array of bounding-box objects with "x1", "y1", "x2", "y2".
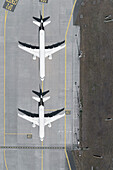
[
  {"x1": 43, "y1": 21, "x2": 51, "y2": 27},
  {"x1": 42, "y1": 90, "x2": 50, "y2": 96},
  {"x1": 33, "y1": 20, "x2": 40, "y2": 27},
  {"x1": 45, "y1": 108, "x2": 64, "y2": 117},
  {"x1": 43, "y1": 16, "x2": 50, "y2": 22},
  {"x1": 32, "y1": 89, "x2": 49, "y2": 97},
  {"x1": 33, "y1": 16, "x2": 41, "y2": 22},
  {"x1": 43, "y1": 96, "x2": 50, "y2": 102},
  {"x1": 33, "y1": 16, "x2": 50, "y2": 22},
  {"x1": 32, "y1": 90, "x2": 40, "y2": 97},
  {"x1": 32, "y1": 96, "x2": 40, "y2": 102},
  {"x1": 18, "y1": 108, "x2": 39, "y2": 117},
  {"x1": 33, "y1": 16, "x2": 50, "y2": 27}
]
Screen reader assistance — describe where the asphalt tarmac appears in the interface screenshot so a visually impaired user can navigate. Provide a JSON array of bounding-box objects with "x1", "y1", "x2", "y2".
[{"x1": 0, "y1": 0, "x2": 80, "y2": 169}]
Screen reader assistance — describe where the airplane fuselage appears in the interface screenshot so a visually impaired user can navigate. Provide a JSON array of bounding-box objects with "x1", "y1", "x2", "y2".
[
  {"x1": 39, "y1": 29, "x2": 45, "y2": 81},
  {"x1": 39, "y1": 105, "x2": 44, "y2": 141}
]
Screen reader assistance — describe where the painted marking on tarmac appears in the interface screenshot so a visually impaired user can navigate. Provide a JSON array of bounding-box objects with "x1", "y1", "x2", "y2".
[
  {"x1": 42, "y1": 4, "x2": 44, "y2": 19},
  {"x1": 42, "y1": 81, "x2": 43, "y2": 92},
  {"x1": 41, "y1": 141, "x2": 43, "y2": 170},
  {"x1": 64, "y1": 0, "x2": 77, "y2": 169},
  {"x1": 4, "y1": 10, "x2": 8, "y2": 170},
  {"x1": 3, "y1": 0, "x2": 19, "y2": 12},
  {"x1": 65, "y1": 150, "x2": 71, "y2": 170},
  {"x1": 40, "y1": 0, "x2": 48, "y2": 3},
  {"x1": 0, "y1": 146, "x2": 65, "y2": 149}
]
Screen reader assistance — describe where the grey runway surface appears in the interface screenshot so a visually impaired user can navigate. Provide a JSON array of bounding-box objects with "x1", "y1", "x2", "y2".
[{"x1": 0, "y1": 0, "x2": 80, "y2": 169}]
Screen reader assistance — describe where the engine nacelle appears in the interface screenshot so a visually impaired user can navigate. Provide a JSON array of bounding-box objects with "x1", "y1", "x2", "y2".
[
  {"x1": 33, "y1": 55, "x2": 37, "y2": 60},
  {"x1": 32, "y1": 123, "x2": 36, "y2": 128},
  {"x1": 48, "y1": 123, "x2": 51, "y2": 128},
  {"x1": 48, "y1": 54, "x2": 52, "y2": 60}
]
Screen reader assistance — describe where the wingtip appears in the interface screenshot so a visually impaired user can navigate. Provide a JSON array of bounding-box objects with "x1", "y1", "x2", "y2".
[
  {"x1": 61, "y1": 40, "x2": 65, "y2": 44},
  {"x1": 18, "y1": 41, "x2": 23, "y2": 45},
  {"x1": 18, "y1": 108, "x2": 21, "y2": 112},
  {"x1": 60, "y1": 108, "x2": 65, "y2": 112}
]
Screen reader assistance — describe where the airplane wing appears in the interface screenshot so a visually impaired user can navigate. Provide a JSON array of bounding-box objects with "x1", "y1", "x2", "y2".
[
  {"x1": 18, "y1": 41, "x2": 40, "y2": 57},
  {"x1": 18, "y1": 108, "x2": 39, "y2": 126},
  {"x1": 18, "y1": 113, "x2": 39, "y2": 126},
  {"x1": 44, "y1": 113, "x2": 65, "y2": 126},
  {"x1": 18, "y1": 108, "x2": 39, "y2": 117},
  {"x1": 44, "y1": 108, "x2": 65, "y2": 126},
  {"x1": 45, "y1": 108, "x2": 64, "y2": 117},
  {"x1": 45, "y1": 40, "x2": 65, "y2": 57}
]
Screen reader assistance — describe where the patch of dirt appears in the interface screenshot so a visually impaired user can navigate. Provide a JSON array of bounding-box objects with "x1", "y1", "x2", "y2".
[{"x1": 74, "y1": 0, "x2": 113, "y2": 169}]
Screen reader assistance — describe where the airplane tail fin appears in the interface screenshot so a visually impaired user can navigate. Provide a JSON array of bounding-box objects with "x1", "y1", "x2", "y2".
[
  {"x1": 32, "y1": 89, "x2": 49, "y2": 97},
  {"x1": 33, "y1": 15, "x2": 51, "y2": 27},
  {"x1": 32, "y1": 85, "x2": 50, "y2": 102}
]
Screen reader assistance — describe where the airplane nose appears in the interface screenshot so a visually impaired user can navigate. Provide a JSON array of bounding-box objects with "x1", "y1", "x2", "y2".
[
  {"x1": 40, "y1": 138, "x2": 43, "y2": 142},
  {"x1": 41, "y1": 77, "x2": 44, "y2": 81}
]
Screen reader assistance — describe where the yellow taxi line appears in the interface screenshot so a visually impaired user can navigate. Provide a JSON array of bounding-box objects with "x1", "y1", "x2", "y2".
[
  {"x1": 65, "y1": 150, "x2": 71, "y2": 170},
  {"x1": 4, "y1": 10, "x2": 8, "y2": 170},
  {"x1": 41, "y1": 141, "x2": 43, "y2": 170},
  {"x1": 42, "y1": 81, "x2": 43, "y2": 92},
  {"x1": 64, "y1": 0, "x2": 77, "y2": 169},
  {"x1": 42, "y1": 4, "x2": 44, "y2": 19}
]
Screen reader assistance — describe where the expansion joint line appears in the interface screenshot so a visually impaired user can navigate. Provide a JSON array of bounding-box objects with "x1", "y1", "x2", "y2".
[
  {"x1": 64, "y1": 0, "x2": 77, "y2": 170},
  {"x1": 4, "y1": 10, "x2": 8, "y2": 170}
]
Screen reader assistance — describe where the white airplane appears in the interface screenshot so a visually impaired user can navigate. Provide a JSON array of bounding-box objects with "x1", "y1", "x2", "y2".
[
  {"x1": 18, "y1": 13, "x2": 65, "y2": 81},
  {"x1": 18, "y1": 86, "x2": 65, "y2": 141}
]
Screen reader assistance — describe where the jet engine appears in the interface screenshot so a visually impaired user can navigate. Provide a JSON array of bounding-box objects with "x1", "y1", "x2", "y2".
[
  {"x1": 32, "y1": 123, "x2": 36, "y2": 128},
  {"x1": 48, "y1": 123, "x2": 51, "y2": 128},
  {"x1": 33, "y1": 55, "x2": 37, "y2": 60},
  {"x1": 48, "y1": 54, "x2": 52, "y2": 60}
]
